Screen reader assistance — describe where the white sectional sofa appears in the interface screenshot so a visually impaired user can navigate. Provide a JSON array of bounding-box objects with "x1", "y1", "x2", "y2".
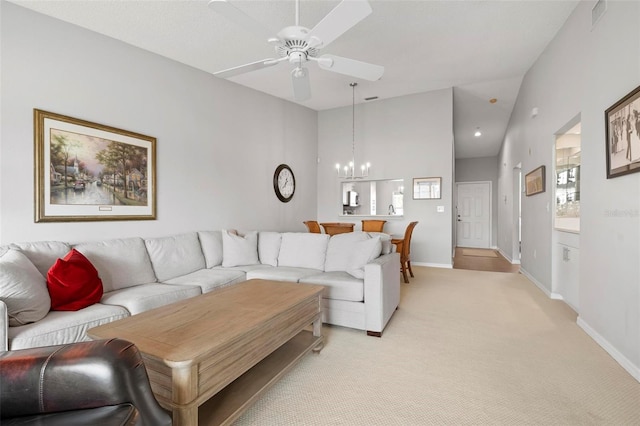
[{"x1": 0, "y1": 230, "x2": 400, "y2": 351}]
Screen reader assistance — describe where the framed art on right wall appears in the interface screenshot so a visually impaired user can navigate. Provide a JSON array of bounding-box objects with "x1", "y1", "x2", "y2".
[
  {"x1": 605, "y1": 84, "x2": 640, "y2": 178},
  {"x1": 525, "y1": 166, "x2": 545, "y2": 196}
]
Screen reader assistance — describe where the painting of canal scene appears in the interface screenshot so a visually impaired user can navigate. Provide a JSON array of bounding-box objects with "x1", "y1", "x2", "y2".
[{"x1": 35, "y1": 110, "x2": 156, "y2": 222}]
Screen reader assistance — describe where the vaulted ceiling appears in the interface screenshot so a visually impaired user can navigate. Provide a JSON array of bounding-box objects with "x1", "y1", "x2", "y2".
[{"x1": 10, "y1": 0, "x2": 579, "y2": 158}]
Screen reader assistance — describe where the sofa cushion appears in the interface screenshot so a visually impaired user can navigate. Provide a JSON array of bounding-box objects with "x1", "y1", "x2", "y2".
[
  {"x1": 278, "y1": 233, "x2": 329, "y2": 270},
  {"x1": 0, "y1": 250, "x2": 51, "y2": 327},
  {"x1": 324, "y1": 232, "x2": 371, "y2": 272},
  {"x1": 163, "y1": 269, "x2": 245, "y2": 293},
  {"x1": 198, "y1": 231, "x2": 224, "y2": 268},
  {"x1": 10, "y1": 241, "x2": 71, "y2": 278},
  {"x1": 258, "y1": 232, "x2": 282, "y2": 266},
  {"x1": 300, "y1": 271, "x2": 364, "y2": 302},
  {"x1": 73, "y1": 238, "x2": 156, "y2": 293},
  {"x1": 101, "y1": 283, "x2": 201, "y2": 315},
  {"x1": 222, "y1": 230, "x2": 259, "y2": 267},
  {"x1": 246, "y1": 266, "x2": 321, "y2": 283},
  {"x1": 47, "y1": 249, "x2": 103, "y2": 311},
  {"x1": 346, "y1": 236, "x2": 383, "y2": 279},
  {"x1": 213, "y1": 264, "x2": 272, "y2": 274},
  {"x1": 144, "y1": 233, "x2": 206, "y2": 281},
  {"x1": 7, "y1": 303, "x2": 129, "y2": 350}
]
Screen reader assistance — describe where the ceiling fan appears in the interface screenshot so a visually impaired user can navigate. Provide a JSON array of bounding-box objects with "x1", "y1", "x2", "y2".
[{"x1": 208, "y1": 0, "x2": 384, "y2": 101}]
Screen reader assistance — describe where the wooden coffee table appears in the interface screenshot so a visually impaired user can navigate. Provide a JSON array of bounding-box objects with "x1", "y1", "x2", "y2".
[{"x1": 88, "y1": 279, "x2": 324, "y2": 426}]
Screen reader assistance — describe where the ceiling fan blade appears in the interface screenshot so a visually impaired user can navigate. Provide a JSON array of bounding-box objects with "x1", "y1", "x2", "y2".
[
  {"x1": 317, "y1": 54, "x2": 384, "y2": 81},
  {"x1": 291, "y1": 68, "x2": 311, "y2": 101},
  {"x1": 208, "y1": 0, "x2": 276, "y2": 41},
  {"x1": 306, "y1": 0, "x2": 372, "y2": 49},
  {"x1": 214, "y1": 58, "x2": 282, "y2": 79}
]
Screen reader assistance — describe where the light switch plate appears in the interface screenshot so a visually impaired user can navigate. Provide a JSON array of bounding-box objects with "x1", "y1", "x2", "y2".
[{"x1": 437, "y1": 206, "x2": 445, "y2": 213}]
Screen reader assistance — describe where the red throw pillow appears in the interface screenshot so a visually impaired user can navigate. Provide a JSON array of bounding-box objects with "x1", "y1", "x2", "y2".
[{"x1": 47, "y1": 249, "x2": 103, "y2": 311}]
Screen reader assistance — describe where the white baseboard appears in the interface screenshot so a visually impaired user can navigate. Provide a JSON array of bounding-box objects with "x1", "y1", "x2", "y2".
[
  {"x1": 413, "y1": 261, "x2": 453, "y2": 269},
  {"x1": 577, "y1": 317, "x2": 640, "y2": 383},
  {"x1": 522, "y1": 269, "x2": 639, "y2": 383},
  {"x1": 498, "y1": 248, "x2": 521, "y2": 264},
  {"x1": 519, "y1": 268, "x2": 552, "y2": 297}
]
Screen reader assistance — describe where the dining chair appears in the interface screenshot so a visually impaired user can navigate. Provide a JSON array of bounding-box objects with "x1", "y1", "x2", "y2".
[
  {"x1": 361, "y1": 219, "x2": 387, "y2": 233},
  {"x1": 320, "y1": 222, "x2": 355, "y2": 236},
  {"x1": 392, "y1": 221, "x2": 418, "y2": 283},
  {"x1": 303, "y1": 220, "x2": 322, "y2": 233}
]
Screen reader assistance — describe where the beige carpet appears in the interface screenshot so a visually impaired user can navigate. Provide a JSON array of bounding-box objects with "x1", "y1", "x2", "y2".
[
  {"x1": 462, "y1": 248, "x2": 498, "y2": 257},
  {"x1": 233, "y1": 267, "x2": 640, "y2": 425}
]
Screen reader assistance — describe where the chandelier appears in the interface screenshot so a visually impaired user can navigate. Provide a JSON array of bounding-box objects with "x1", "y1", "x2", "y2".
[{"x1": 336, "y1": 82, "x2": 370, "y2": 179}]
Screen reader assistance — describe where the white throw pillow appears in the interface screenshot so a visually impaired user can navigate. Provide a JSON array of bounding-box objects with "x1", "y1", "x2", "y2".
[
  {"x1": 347, "y1": 236, "x2": 383, "y2": 279},
  {"x1": 0, "y1": 249, "x2": 51, "y2": 326},
  {"x1": 258, "y1": 232, "x2": 282, "y2": 267},
  {"x1": 367, "y1": 232, "x2": 393, "y2": 255},
  {"x1": 222, "y1": 230, "x2": 259, "y2": 267}
]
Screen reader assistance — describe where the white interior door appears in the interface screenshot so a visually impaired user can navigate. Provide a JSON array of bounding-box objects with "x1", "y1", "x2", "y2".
[{"x1": 456, "y1": 182, "x2": 491, "y2": 248}]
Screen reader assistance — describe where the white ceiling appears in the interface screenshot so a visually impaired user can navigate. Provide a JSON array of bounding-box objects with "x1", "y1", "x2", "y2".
[{"x1": 9, "y1": 0, "x2": 579, "y2": 159}]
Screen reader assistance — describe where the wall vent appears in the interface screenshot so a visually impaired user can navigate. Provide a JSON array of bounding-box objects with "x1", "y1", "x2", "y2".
[
  {"x1": 591, "y1": 0, "x2": 607, "y2": 29},
  {"x1": 364, "y1": 96, "x2": 379, "y2": 101}
]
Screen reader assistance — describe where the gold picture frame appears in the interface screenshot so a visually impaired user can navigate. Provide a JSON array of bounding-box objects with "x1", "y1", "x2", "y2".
[
  {"x1": 525, "y1": 165, "x2": 545, "y2": 196},
  {"x1": 34, "y1": 109, "x2": 156, "y2": 222}
]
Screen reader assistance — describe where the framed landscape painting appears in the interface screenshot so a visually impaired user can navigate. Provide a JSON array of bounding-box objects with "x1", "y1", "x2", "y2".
[
  {"x1": 34, "y1": 109, "x2": 156, "y2": 222},
  {"x1": 525, "y1": 165, "x2": 545, "y2": 196},
  {"x1": 605, "y1": 84, "x2": 640, "y2": 178}
]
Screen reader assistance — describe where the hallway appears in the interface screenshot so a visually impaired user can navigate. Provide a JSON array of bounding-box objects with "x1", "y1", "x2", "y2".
[{"x1": 452, "y1": 247, "x2": 520, "y2": 273}]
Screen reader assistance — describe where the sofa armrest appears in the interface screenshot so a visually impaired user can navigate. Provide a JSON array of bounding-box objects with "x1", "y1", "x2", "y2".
[
  {"x1": 0, "y1": 338, "x2": 171, "y2": 426},
  {"x1": 0, "y1": 300, "x2": 7, "y2": 352},
  {"x1": 363, "y1": 252, "x2": 401, "y2": 335}
]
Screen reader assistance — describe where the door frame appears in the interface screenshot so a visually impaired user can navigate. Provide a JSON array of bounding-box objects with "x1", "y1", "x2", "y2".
[
  {"x1": 455, "y1": 181, "x2": 492, "y2": 249},
  {"x1": 512, "y1": 164, "x2": 522, "y2": 264}
]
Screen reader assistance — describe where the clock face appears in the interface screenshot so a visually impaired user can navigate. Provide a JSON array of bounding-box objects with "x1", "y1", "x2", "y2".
[{"x1": 273, "y1": 164, "x2": 295, "y2": 202}]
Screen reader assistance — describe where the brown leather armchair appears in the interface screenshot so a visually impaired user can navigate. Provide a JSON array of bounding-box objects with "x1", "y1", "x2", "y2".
[{"x1": 0, "y1": 338, "x2": 172, "y2": 426}]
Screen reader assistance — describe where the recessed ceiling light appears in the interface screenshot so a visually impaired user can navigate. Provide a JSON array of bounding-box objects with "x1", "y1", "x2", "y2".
[
  {"x1": 489, "y1": 98, "x2": 497, "y2": 104},
  {"x1": 474, "y1": 128, "x2": 482, "y2": 137}
]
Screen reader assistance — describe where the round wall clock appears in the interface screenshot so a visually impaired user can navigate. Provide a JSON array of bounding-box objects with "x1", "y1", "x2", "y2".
[{"x1": 273, "y1": 164, "x2": 295, "y2": 203}]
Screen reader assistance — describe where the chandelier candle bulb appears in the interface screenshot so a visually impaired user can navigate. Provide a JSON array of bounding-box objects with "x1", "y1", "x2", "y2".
[{"x1": 336, "y1": 82, "x2": 371, "y2": 180}]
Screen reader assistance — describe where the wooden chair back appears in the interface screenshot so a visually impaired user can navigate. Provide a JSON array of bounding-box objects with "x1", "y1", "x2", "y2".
[
  {"x1": 361, "y1": 220, "x2": 387, "y2": 233},
  {"x1": 303, "y1": 221, "x2": 321, "y2": 233},
  {"x1": 401, "y1": 221, "x2": 419, "y2": 261}
]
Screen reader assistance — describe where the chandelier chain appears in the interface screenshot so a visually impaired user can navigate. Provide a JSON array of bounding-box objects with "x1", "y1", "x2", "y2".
[{"x1": 351, "y1": 82, "x2": 356, "y2": 162}]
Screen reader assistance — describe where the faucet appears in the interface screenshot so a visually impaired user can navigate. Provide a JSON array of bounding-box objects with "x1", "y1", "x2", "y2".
[{"x1": 388, "y1": 204, "x2": 395, "y2": 215}]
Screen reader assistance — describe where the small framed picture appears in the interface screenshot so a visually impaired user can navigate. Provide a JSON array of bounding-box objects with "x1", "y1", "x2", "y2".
[
  {"x1": 605, "y1": 84, "x2": 640, "y2": 178},
  {"x1": 34, "y1": 109, "x2": 156, "y2": 222},
  {"x1": 525, "y1": 166, "x2": 545, "y2": 196},
  {"x1": 413, "y1": 177, "x2": 441, "y2": 199}
]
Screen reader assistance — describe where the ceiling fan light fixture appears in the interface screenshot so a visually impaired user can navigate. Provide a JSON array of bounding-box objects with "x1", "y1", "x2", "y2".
[
  {"x1": 210, "y1": 0, "x2": 384, "y2": 100},
  {"x1": 292, "y1": 66, "x2": 307, "y2": 78}
]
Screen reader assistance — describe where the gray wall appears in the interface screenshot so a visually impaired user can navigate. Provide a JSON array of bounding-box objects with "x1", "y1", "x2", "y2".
[
  {"x1": 0, "y1": 3, "x2": 317, "y2": 244},
  {"x1": 455, "y1": 156, "x2": 499, "y2": 247},
  {"x1": 318, "y1": 90, "x2": 454, "y2": 267},
  {"x1": 498, "y1": 1, "x2": 640, "y2": 380}
]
